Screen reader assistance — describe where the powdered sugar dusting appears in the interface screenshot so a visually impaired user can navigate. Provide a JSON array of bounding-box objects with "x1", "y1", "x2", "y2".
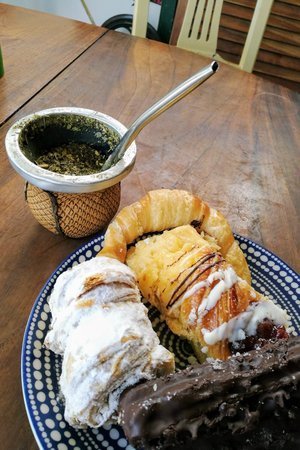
[{"x1": 45, "y1": 256, "x2": 174, "y2": 428}]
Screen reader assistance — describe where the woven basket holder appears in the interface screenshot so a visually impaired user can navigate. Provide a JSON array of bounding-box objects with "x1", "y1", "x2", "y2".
[{"x1": 25, "y1": 182, "x2": 121, "y2": 238}]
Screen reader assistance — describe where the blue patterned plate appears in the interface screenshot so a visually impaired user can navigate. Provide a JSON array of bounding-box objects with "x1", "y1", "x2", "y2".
[{"x1": 21, "y1": 233, "x2": 300, "y2": 450}]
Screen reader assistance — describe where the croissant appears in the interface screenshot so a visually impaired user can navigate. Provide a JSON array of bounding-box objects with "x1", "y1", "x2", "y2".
[
  {"x1": 99, "y1": 190, "x2": 288, "y2": 361},
  {"x1": 126, "y1": 225, "x2": 289, "y2": 360},
  {"x1": 45, "y1": 256, "x2": 174, "y2": 428},
  {"x1": 100, "y1": 189, "x2": 251, "y2": 284}
]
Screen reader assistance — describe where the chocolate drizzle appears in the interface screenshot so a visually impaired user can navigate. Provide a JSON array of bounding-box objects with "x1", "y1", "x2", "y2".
[
  {"x1": 119, "y1": 336, "x2": 300, "y2": 450},
  {"x1": 167, "y1": 252, "x2": 224, "y2": 309}
]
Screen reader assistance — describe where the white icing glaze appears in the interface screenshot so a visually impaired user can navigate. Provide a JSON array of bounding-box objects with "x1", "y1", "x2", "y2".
[
  {"x1": 197, "y1": 267, "x2": 238, "y2": 317},
  {"x1": 202, "y1": 299, "x2": 289, "y2": 346},
  {"x1": 188, "y1": 306, "x2": 197, "y2": 325},
  {"x1": 174, "y1": 268, "x2": 231, "y2": 315},
  {"x1": 183, "y1": 267, "x2": 237, "y2": 324},
  {"x1": 182, "y1": 269, "x2": 226, "y2": 302}
]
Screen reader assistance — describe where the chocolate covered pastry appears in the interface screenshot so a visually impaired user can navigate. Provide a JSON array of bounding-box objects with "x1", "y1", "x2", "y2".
[{"x1": 119, "y1": 336, "x2": 300, "y2": 450}]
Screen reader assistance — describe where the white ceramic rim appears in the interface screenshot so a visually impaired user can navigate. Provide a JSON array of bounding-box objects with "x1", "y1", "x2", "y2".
[{"x1": 5, "y1": 107, "x2": 136, "y2": 193}]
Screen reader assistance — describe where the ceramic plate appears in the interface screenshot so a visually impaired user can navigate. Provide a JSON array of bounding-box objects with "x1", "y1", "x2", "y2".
[{"x1": 21, "y1": 233, "x2": 300, "y2": 450}]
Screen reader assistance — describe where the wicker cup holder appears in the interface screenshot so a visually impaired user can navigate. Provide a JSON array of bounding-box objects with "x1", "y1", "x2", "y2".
[{"x1": 5, "y1": 107, "x2": 136, "y2": 238}]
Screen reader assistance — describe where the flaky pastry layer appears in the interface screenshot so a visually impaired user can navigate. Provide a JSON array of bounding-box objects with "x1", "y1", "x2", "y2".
[
  {"x1": 126, "y1": 226, "x2": 288, "y2": 360},
  {"x1": 99, "y1": 189, "x2": 251, "y2": 284}
]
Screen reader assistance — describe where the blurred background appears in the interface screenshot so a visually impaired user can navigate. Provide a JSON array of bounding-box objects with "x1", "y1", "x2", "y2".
[
  {"x1": 2, "y1": 0, "x2": 299, "y2": 91},
  {"x1": 2, "y1": 0, "x2": 161, "y2": 27}
]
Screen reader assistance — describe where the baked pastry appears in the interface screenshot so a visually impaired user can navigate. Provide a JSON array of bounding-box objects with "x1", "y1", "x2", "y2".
[
  {"x1": 126, "y1": 225, "x2": 288, "y2": 360},
  {"x1": 45, "y1": 256, "x2": 138, "y2": 355},
  {"x1": 119, "y1": 336, "x2": 300, "y2": 450},
  {"x1": 100, "y1": 189, "x2": 251, "y2": 284},
  {"x1": 99, "y1": 190, "x2": 288, "y2": 360},
  {"x1": 44, "y1": 256, "x2": 175, "y2": 428}
]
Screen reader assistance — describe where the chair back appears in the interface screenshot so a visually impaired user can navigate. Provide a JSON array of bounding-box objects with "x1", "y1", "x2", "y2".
[
  {"x1": 132, "y1": 0, "x2": 274, "y2": 73},
  {"x1": 132, "y1": 0, "x2": 150, "y2": 38},
  {"x1": 177, "y1": 0, "x2": 223, "y2": 58}
]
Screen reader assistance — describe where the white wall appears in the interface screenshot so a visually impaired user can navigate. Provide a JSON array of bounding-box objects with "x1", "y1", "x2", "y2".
[{"x1": 2, "y1": 0, "x2": 160, "y2": 28}]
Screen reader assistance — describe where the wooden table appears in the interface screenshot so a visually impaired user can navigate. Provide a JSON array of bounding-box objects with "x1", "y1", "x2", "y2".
[{"x1": 0, "y1": 4, "x2": 299, "y2": 449}]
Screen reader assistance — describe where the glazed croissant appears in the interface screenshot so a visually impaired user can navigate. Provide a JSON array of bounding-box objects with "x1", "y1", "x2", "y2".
[
  {"x1": 100, "y1": 189, "x2": 251, "y2": 284},
  {"x1": 99, "y1": 190, "x2": 288, "y2": 361},
  {"x1": 126, "y1": 225, "x2": 288, "y2": 360},
  {"x1": 44, "y1": 256, "x2": 174, "y2": 428}
]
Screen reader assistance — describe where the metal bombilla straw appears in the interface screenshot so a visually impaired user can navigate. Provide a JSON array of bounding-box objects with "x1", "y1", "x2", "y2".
[{"x1": 102, "y1": 61, "x2": 219, "y2": 171}]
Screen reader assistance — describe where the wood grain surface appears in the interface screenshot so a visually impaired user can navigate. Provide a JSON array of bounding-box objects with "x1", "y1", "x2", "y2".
[
  {"x1": 0, "y1": 13, "x2": 299, "y2": 449},
  {"x1": 0, "y1": 3, "x2": 107, "y2": 126}
]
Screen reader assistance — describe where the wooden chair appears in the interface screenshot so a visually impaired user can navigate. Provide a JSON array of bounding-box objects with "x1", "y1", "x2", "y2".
[
  {"x1": 132, "y1": 0, "x2": 274, "y2": 73},
  {"x1": 132, "y1": 0, "x2": 151, "y2": 38}
]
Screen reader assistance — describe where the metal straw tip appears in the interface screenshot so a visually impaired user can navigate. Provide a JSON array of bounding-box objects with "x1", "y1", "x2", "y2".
[{"x1": 211, "y1": 61, "x2": 219, "y2": 72}]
